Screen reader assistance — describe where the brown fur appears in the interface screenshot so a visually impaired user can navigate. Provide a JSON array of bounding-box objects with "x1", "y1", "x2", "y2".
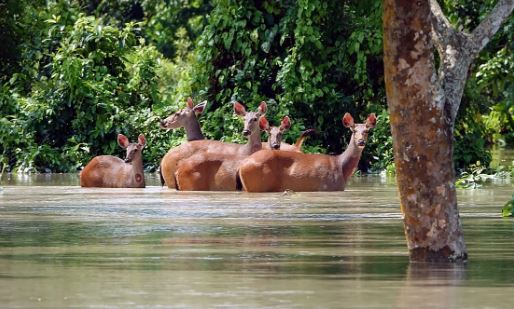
[
  {"x1": 160, "y1": 102, "x2": 267, "y2": 190},
  {"x1": 238, "y1": 113, "x2": 376, "y2": 192},
  {"x1": 80, "y1": 134, "x2": 146, "y2": 188}
]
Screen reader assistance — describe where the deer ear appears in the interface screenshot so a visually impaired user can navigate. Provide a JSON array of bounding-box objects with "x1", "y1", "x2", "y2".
[
  {"x1": 342, "y1": 113, "x2": 355, "y2": 128},
  {"x1": 138, "y1": 134, "x2": 146, "y2": 147},
  {"x1": 259, "y1": 115, "x2": 270, "y2": 131},
  {"x1": 186, "y1": 97, "x2": 194, "y2": 109},
  {"x1": 280, "y1": 116, "x2": 291, "y2": 131},
  {"x1": 366, "y1": 113, "x2": 377, "y2": 129},
  {"x1": 233, "y1": 102, "x2": 246, "y2": 116},
  {"x1": 193, "y1": 100, "x2": 207, "y2": 114},
  {"x1": 117, "y1": 134, "x2": 130, "y2": 148},
  {"x1": 258, "y1": 101, "x2": 267, "y2": 114}
]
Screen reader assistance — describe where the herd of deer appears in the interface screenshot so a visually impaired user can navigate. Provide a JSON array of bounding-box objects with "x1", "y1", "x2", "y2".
[{"x1": 80, "y1": 98, "x2": 377, "y2": 192}]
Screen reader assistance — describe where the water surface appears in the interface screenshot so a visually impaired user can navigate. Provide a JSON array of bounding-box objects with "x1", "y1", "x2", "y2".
[{"x1": 0, "y1": 173, "x2": 513, "y2": 308}]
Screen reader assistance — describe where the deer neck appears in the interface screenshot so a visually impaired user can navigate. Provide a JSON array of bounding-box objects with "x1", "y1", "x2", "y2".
[
  {"x1": 184, "y1": 116, "x2": 204, "y2": 141},
  {"x1": 128, "y1": 154, "x2": 145, "y2": 183},
  {"x1": 338, "y1": 135, "x2": 364, "y2": 183},
  {"x1": 243, "y1": 129, "x2": 263, "y2": 155}
]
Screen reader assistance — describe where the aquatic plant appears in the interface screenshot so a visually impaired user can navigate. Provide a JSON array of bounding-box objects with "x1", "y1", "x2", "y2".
[
  {"x1": 456, "y1": 162, "x2": 495, "y2": 189},
  {"x1": 501, "y1": 194, "x2": 514, "y2": 217}
]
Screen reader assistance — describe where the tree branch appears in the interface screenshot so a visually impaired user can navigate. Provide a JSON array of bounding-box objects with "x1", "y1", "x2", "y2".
[
  {"x1": 429, "y1": 0, "x2": 514, "y2": 124},
  {"x1": 469, "y1": 0, "x2": 514, "y2": 55},
  {"x1": 429, "y1": 0, "x2": 458, "y2": 53}
]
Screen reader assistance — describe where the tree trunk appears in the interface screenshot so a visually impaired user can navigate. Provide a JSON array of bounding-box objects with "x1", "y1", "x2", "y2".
[
  {"x1": 383, "y1": 0, "x2": 514, "y2": 262},
  {"x1": 383, "y1": 0, "x2": 467, "y2": 262}
]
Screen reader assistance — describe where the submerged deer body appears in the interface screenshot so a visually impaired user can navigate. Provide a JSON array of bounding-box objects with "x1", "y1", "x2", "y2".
[
  {"x1": 238, "y1": 113, "x2": 376, "y2": 192},
  {"x1": 160, "y1": 102, "x2": 267, "y2": 190},
  {"x1": 159, "y1": 97, "x2": 206, "y2": 141},
  {"x1": 80, "y1": 134, "x2": 147, "y2": 188}
]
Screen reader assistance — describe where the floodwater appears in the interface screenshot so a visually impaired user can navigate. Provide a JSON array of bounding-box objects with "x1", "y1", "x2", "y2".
[{"x1": 0, "y1": 163, "x2": 513, "y2": 308}]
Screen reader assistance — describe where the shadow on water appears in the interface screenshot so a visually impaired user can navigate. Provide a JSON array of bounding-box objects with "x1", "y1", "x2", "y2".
[{"x1": 0, "y1": 166, "x2": 513, "y2": 308}]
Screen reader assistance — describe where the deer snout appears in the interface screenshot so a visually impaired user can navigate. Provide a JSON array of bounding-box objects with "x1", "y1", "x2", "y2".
[
  {"x1": 243, "y1": 129, "x2": 251, "y2": 136},
  {"x1": 357, "y1": 139, "x2": 366, "y2": 147},
  {"x1": 272, "y1": 143, "x2": 280, "y2": 149},
  {"x1": 159, "y1": 119, "x2": 168, "y2": 128}
]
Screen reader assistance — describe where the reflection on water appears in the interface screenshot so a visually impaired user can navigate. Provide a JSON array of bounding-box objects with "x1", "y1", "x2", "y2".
[{"x1": 0, "y1": 173, "x2": 513, "y2": 308}]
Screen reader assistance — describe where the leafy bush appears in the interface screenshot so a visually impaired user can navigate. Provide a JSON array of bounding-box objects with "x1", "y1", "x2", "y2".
[
  {"x1": 1, "y1": 13, "x2": 173, "y2": 172},
  {"x1": 191, "y1": 0, "x2": 385, "y2": 155},
  {"x1": 1, "y1": 0, "x2": 512, "y2": 174}
]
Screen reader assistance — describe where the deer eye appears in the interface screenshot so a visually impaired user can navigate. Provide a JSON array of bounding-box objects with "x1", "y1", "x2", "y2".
[{"x1": 252, "y1": 117, "x2": 257, "y2": 122}]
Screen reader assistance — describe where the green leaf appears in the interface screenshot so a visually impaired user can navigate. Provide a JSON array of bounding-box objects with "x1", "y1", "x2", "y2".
[
  {"x1": 261, "y1": 41, "x2": 271, "y2": 54},
  {"x1": 501, "y1": 195, "x2": 514, "y2": 217}
]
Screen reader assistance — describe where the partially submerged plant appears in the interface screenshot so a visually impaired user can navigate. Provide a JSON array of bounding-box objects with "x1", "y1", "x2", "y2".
[
  {"x1": 456, "y1": 162, "x2": 495, "y2": 189},
  {"x1": 501, "y1": 194, "x2": 514, "y2": 218}
]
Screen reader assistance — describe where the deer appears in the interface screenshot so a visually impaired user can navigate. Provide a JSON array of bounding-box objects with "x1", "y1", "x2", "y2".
[
  {"x1": 175, "y1": 114, "x2": 317, "y2": 190},
  {"x1": 237, "y1": 113, "x2": 377, "y2": 192},
  {"x1": 159, "y1": 99, "x2": 307, "y2": 151},
  {"x1": 260, "y1": 116, "x2": 314, "y2": 152},
  {"x1": 159, "y1": 97, "x2": 206, "y2": 141},
  {"x1": 80, "y1": 134, "x2": 146, "y2": 188},
  {"x1": 158, "y1": 97, "x2": 206, "y2": 186},
  {"x1": 160, "y1": 101, "x2": 267, "y2": 190}
]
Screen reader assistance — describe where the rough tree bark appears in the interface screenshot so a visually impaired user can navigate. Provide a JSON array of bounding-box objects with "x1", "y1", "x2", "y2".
[{"x1": 383, "y1": 0, "x2": 514, "y2": 262}]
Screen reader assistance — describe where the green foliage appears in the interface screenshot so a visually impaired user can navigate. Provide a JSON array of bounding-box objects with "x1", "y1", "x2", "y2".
[
  {"x1": 192, "y1": 0, "x2": 385, "y2": 155},
  {"x1": 142, "y1": 0, "x2": 212, "y2": 58},
  {"x1": 456, "y1": 162, "x2": 494, "y2": 189},
  {"x1": 476, "y1": 47, "x2": 514, "y2": 145},
  {"x1": 501, "y1": 194, "x2": 514, "y2": 217},
  {"x1": 1, "y1": 0, "x2": 512, "y2": 174},
  {"x1": 454, "y1": 98, "x2": 492, "y2": 171},
  {"x1": 365, "y1": 109, "x2": 393, "y2": 172},
  {"x1": 0, "y1": 7, "x2": 174, "y2": 172},
  {"x1": 443, "y1": 0, "x2": 514, "y2": 147}
]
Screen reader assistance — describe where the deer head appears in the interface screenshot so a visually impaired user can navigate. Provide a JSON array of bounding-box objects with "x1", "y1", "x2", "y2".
[
  {"x1": 118, "y1": 134, "x2": 146, "y2": 163},
  {"x1": 159, "y1": 97, "x2": 206, "y2": 129},
  {"x1": 342, "y1": 113, "x2": 377, "y2": 148},
  {"x1": 234, "y1": 101, "x2": 267, "y2": 137},
  {"x1": 261, "y1": 116, "x2": 291, "y2": 150}
]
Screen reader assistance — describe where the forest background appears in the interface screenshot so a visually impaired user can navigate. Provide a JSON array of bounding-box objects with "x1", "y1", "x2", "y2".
[{"x1": 0, "y1": 0, "x2": 512, "y2": 174}]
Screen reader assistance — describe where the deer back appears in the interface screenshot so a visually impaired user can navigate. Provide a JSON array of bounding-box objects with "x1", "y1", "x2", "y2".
[{"x1": 238, "y1": 150, "x2": 342, "y2": 192}]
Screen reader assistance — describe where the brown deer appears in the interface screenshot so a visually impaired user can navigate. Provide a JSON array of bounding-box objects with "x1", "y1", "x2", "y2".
[
  {"x1": 238, "y1": 113, "x2": 376, "y2": 192},
  {"x1": 176, "y1": 115, "x2": 317, "y2": 190},
  {"x1": 80, "y1": 134, "x2": 146, "y2": 188},
  {"x1": 260, "y1": 116, "x2": 314, "y2": 152},
  {"x1": 261, "y1": 115, "x2": 291, "y2": 150},
  {"x1": 159, "y1": 97, "x2": 206, "y2": 141},
  {"x1": 160, "y1": 101, "x2": 267, "y2": 190}
]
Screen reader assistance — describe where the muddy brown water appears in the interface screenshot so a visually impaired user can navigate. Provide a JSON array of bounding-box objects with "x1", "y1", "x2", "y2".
[{"x1": 0, "y1": 152, "x2": 513, "y2": 308}]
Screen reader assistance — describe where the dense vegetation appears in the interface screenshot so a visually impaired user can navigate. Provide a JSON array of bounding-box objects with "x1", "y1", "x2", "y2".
[{"x1": 0, "y1": 0, "x2": 512, "y2": 174}]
